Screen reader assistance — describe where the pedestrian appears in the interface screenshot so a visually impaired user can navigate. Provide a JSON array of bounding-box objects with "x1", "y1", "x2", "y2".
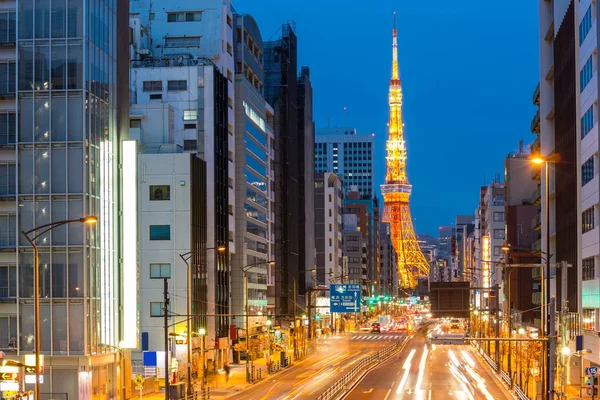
[{"x1": 224, "y1": 364, "x2": 231, "y2": 382}]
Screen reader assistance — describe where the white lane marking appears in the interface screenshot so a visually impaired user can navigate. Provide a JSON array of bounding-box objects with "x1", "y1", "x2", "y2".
[
  {"x1": 390, "y1": 381, "x2": 395, "y2": 388},
  {"x1": 384, "y1": 388, "x2": 392, "y2": 400},
  {"x1": 428, "y1": 390, "x2": 432, "y2": 400}
]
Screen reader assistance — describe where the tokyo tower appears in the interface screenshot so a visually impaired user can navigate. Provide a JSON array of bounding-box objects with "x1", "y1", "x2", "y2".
[{"x1": 381, "y1": 13, "x2": 429, "y2": 288}]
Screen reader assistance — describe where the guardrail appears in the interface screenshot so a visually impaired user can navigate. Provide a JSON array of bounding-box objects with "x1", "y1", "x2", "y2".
[
  {"x1": 316, "y1": 339, "x2": 405, "y2": 400},
  {"x1": 514, "y1": 383, "x2": 529, "y2": 400}
]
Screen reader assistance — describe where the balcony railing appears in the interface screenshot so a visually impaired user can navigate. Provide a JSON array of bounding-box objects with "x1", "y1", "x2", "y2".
[
  {"x1": 532, "y1": 238, "x2": 541, "y2": 252},
  {"x1": 531, "y1": 134, "x2": 540, "y2": 153},
  {"x1": 532, "y1": 83, "x2": 540, "y2": 106},
  {"x1": 532, "y1": 266, "x2": 542, "y2": 280},
  {"x1": 532, "y1": 185, "x2": 541, "y2": 206},
  {"x1": 531, "y1": 109, "x2": 540, "y2": 133},
  {"x1": 532, "y1": 291, "x2": 541, "y2": 305},
  {"x1": 532, "y1": 212, "x2": 541, "y2": 230}
]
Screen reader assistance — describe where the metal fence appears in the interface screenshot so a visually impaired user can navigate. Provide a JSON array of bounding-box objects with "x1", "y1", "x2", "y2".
[{"x1": 316, "y1": 339, "x2": 406, "y2": 400}]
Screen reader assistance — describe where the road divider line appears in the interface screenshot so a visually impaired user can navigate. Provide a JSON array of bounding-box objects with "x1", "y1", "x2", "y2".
[{"x1": 384, "y1": 388, "x2": 392, "y2": 400}]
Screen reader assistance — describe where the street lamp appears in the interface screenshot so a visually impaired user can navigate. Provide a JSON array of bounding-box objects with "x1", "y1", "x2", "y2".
[
  {"x1": 199, "y1": 328, "x2": 206, "y2": 398},
  {"x1": 560, "y1": 348, "x2": 592, "y2": 399},
  {"x1": 21, "y1": 216, "x2": 97, "y2": 399},
  {"x1": 240, "y1": 260, "x2": 275, "y2": 383},
  {"x1": 179, "y1": 246, "x2": 226, "y2": 396}
]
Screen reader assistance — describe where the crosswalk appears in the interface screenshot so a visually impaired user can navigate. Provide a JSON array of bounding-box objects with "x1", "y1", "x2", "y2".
[{"x1": 349, "y1": 334, "x2": 404, "y2": 341}]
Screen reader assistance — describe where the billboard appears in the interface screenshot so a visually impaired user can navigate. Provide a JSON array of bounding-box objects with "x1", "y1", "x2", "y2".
[
  {"x1": 330, "y1": 284, "x2": 361, "y2": 313},
  {"x1": 430, "y1": 282, "x2": 470, "y2": 318}
]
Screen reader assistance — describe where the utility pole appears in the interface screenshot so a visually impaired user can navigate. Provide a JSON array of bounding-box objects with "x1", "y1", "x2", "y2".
[
  {"x1": 548, "y1": 297, "x2": 556, "y2": 399},
  {"x1": 163, "y1": 278, "x2": 170, "y2": 400}
]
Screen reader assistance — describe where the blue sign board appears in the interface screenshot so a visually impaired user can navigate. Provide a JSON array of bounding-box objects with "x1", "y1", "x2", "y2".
[
  {"x1": 330, "y1": 284, "x2": 361, "y2": 313},
  {"x1": 587, "y1": 366, "x2": 598, "y2": 376}
]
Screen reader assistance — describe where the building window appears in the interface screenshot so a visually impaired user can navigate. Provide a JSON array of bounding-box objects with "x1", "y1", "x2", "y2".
[
  {"x1": 583, "y1": 257, "x2": 595, "y2": 281},
  {"x1": 150, "y1": 302, "x2": 168, "y2": 317},
  {"x1": 164, "y1": 36, "x2": 200, "y2": 48},
  {"x1": 150, "y1": 225, "x2": 171, "y2": 241},
  {"x1": 494, "y1": 246, "x2": 502, "y2": 257},
  {"x1": 582, "y1": 156, "x2": 595, "y2": 186},
  {"x1": 0, "y1": 214, "x2": 15, "y2": 247},
  {"x1": 0, "y1": 315, "x2": 17, "y2": 349},
  {"x1": 167, "y1": 12, "x2": 202, "y2": 22},
  {"x1": 183, "y1": 110, "x2": 197, "y2": 120},
  {"x1": 493, "y1": 229, "x2": 505, "y2": 239},
  {"x1": 143, "y1": 81, "x2": 162, "y2": 91},
  {"x1": 329, "y1": 238, "x2": 332, "y2": 246},
  {"x1": 329, "y1": 224, "x2": 332, "y2": 232},
  {"x1": 0, "y1": 265, "x2": 16, "y2": 298},
  {"x1": 583, "y1": 308, "x2": 596, "y2": 331},
  {"x1": 149, "y1": 94, "x2": 162, "y2": 100},
  {"x1": 493, "y1": 212, "x2": 504, "y2": 222},
  {"x1": 582, "y1": 106, "x2": 594, "y2": 139},
  {"x1": 130, "y1": 119, "x2": 141, "y2": 128},
  {"x1": 0, "y1": 163, "x2": 16, "y2": 195},
  {"x1": 149, "y1": 185, "x2": 170, "y2": 201},
  {"x1": 583, "y1": 207, "x2": 595, "y2": 233},
  {"x1": 150, "y1": 263, "x2": 171, "y2": 279},
  {"x1": 184, "y1": 123, "x2": 197, "y2": 130},
  {"x1": 0, "y1": 62, "x2": 15, "y2": 95},
  {"x1": 0, "y1": 112, "x2": 15, "y2": 145},
  {"x1": 0, "y1": 11, "x2": 15, "y2": 43},
  {"x1": 167, "y1": 80, "x2": 187, "y2": 91},
  {"x1": 329, "y1": 253, "x2": 332, "y2": 262},
  {"x1": 580, "y1": 56, "x2": 593, "y2": 92},
  {"x1": 184, "y1": 140, "x2": 197, "y2": 151},
  {"x1": 580, "y1": 6, "x2": 593, "y2": 45}
]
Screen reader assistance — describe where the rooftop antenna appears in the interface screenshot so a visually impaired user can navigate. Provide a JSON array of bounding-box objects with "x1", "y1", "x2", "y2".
[{"x1": 343, "y1": 106, "x2": 347, "y2": 127}]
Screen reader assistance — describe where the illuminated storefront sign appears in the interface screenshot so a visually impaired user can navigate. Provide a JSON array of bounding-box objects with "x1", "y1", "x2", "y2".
[{"x1": 482, "y1": 235, "x2": 490, "y2": 288}]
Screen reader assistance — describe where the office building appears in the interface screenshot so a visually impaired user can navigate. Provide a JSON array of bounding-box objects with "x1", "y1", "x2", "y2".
[
  {"x1": 0, "y1": 0, "x2": 130, "y2": 397},
  {"x1": 344, "y1": 189, "x2": 381, "y2": 296},
  {"x1": 230, "y1": 12, "x2": 276, "y2": 334},
  {"x1": 455, "y1": 215, "x2": 475, "y2": 281},
  {"x1": 382, "y1": 224, "x2": 400, "y2": 297},
  {"x1": 343, "y1": 214, "x2": 368, "y2": 293},
  {"x1": 129, "y1": 0, "x2": 235, "y2": 367},
  {"x1": 264, "y1": 23, "x2": 315, "y2": 321},
  {"x1": 437, "y1": 225, "x2": 455, "y2": 281},
  {"x1": 314, "y1": 172, "x2": 343, "y2": 286},
  {"x1": 315, "y1": 127, "x2": 375, "y2": 197}
]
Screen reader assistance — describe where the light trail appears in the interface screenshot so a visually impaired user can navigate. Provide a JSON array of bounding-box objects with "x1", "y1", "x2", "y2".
[
  {"x1": 396, "y1": 348, "x2": 416, "y2": 394},
  {"x1": 414, "y1": 345, "x2": 429, "y2": 393}
]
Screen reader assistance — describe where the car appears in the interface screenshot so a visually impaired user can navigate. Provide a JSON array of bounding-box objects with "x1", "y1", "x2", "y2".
[{"x1": 371, "y1": 323, "x2": 381, "y2": 333}]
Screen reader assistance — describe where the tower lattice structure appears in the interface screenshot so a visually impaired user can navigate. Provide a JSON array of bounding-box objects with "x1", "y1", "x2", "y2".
[{"x1": 381, "y1": 14, "x2": 429, "y2": 288}]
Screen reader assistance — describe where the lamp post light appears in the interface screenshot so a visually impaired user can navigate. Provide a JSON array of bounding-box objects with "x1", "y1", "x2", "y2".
[
  {"x1": 265, "y1": 319, "x2": 272, "y2": 371},
  {"x1": 179, "y1": 246, "x2": 226, "y2": 396},
  {"x1": 198, "y1": 328, "x2": 206, "y2": 398},
  {"x1": 560, "y1": 348, "x2": 592, "y2": 400},
  {"x1": 240, "y1": 260, "x2": 275, "y2": 383},
  {"x1": 21, "y1": 216, "x2": 98, "y2": 399}
]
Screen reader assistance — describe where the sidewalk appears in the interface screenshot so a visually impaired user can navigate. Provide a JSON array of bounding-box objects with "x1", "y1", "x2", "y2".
[{"x1": 140, "y1": 337, "x2": 333, "y2": 400}]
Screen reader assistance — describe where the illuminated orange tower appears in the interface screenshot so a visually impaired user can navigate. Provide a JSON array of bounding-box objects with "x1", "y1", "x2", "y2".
[{"x1": 381, "y1": 13, "x2": 429, "y2": 288}]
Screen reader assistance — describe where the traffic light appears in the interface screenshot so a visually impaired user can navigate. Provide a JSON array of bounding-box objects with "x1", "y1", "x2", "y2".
[
  {"x1": 315, "y1": 314, "x2": 321, "y2": 321},
  {"x1": 384, "y1": 295, "x2": 390, "y2": 302}
]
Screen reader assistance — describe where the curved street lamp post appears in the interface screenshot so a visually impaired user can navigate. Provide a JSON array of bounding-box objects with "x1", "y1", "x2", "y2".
[{"x1": 21, "y1": 216, "x2": 98, "y2": 399}]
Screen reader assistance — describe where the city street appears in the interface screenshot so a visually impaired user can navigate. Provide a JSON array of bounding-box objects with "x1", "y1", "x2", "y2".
[
  {"x1": 225, "y1": 332, "x2": 405, "y2": 400},
  {"x1": 346, "y1": 326, "x2": 512, "y2": 400}
]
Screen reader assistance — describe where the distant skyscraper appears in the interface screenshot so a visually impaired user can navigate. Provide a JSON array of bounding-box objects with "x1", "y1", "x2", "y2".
[
  {"x1": 264, "y1": 23, "x2": 314, "y2": 319},
  {"x1": 314, "y1": 173, "x2": 343, "y2": 286},
  {"x1": 315, "y1": 127, "x2": 374, "y2": 197}
]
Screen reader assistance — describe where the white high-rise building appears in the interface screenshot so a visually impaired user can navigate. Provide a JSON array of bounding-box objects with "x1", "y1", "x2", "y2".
[{"x1": 315, "y1": 127, "x2": 375, "y2": 197}]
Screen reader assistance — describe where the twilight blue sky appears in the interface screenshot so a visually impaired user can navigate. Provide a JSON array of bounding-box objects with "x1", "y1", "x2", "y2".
[{"x1": 234, "y1": 0, "x2": 540, "y2": 237}]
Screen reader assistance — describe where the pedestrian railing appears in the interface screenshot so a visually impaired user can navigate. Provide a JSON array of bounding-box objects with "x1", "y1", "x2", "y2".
[
  {"x1": 500, "y1": 370, "x2": 512, "y2": 387},
  {"x1": 513, "y1": 383, "x2": 529, "y2": 400},
  {"x1": 316, "y1": 339, "x2": 406, "y2": 400},
  {"x1": 481, "y1": 350, "x2": 498, "y2": 371}
]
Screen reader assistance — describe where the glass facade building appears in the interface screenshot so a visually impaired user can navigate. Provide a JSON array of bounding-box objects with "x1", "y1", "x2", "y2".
[{"x1": 0, "y1": 0, "x2": 128, "y2": 397}]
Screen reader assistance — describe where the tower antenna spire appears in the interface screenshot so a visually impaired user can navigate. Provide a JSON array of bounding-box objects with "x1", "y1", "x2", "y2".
[{"x1": 381, "y1": 13, "x2": 429, "y2": 288}]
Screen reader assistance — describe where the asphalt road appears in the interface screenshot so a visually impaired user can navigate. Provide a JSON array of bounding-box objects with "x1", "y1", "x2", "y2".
[
  {"x1": 226, "y1": 331, "x2": 406, "y2": 400},
  {"x1": 346, "y1": 325, "x2": 512, "y2": 400}
]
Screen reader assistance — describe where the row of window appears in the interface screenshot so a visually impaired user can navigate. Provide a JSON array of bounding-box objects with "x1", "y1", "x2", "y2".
[
  {"x1": 143, "y1": 80, "x2": 188, "y2": 92},
  {"x1": 580, "y1": 6, "x2": 593, "y2": 45},
  {"x1": 167, "y1": 11, "x2": 202, "y2": 23},
  {"x1": 582, "y1": 156, "x2": 595, "y2": 186},
  {"x1": 582, "y1": 106, "x2": 594, "y2": 139},
  {"x1": 583, "y1": 207, "x2": 595, "y2": 233},
  {"x1": 581, "y1": 56, "x2": 594, "y2": 92},
  {"x1": 583, "y1": 257, "x2": 595, "y2": 281}
]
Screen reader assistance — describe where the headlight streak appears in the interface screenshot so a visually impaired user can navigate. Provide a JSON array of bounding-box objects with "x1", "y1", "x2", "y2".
[
  {"x1": 415, "y1": 345, "x2": 429, "y2": 394},
  {"x1": 396, "y1": 349, "x2": 417, "y2": 394}
]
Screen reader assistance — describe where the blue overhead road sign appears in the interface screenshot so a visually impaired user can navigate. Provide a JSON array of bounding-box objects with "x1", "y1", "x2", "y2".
[
  {"x1": 330, "y1": 284, "x2": 361, "y2": 313},
  {"x1": 587, "y1": 366, "x2": 598, "y2": 376}
]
